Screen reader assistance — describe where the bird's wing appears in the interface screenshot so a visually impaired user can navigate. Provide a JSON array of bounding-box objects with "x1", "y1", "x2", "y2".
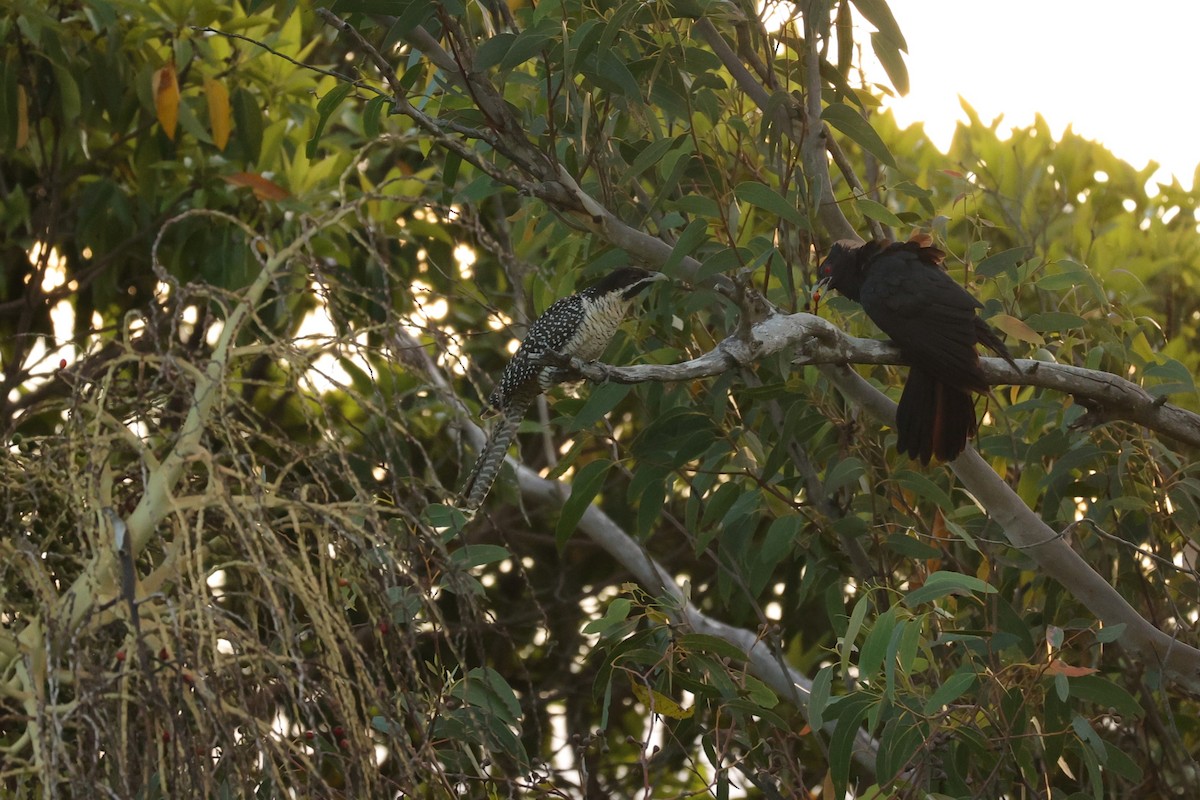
[
  {"x1": 488, "y1": 295, "x2": 585, "y2": 409},
  {"x1": 859, "y1": 253, "x2": 988, "y2": 392}
]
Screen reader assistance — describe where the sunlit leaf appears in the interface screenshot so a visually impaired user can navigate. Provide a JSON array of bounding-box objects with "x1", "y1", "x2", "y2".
[
  {"x1": 629, "y1": 678, "x2": 694, "y2": 719},
  {"x1": 204, "y1": 77, "x2": 231, "y2": 151},
  {"x1": 821, "y1": 103, "x2": 896, "y2": 167},
  {"x1": 989, "y1": 313, "x2": 1045, "y2": 346},
  {"x1": 153, "y1": 62, "x2": 180, "y2": 140}
]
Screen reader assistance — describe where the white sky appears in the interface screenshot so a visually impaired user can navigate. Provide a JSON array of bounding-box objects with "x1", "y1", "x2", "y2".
[{"x1": 874, "y1": 0, "x2": 1198, "y2": 190}]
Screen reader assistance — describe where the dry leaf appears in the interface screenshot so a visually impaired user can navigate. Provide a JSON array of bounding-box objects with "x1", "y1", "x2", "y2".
[
  {"x1": 223, "y1": 172, "x2": 290, "y2": 201},
  {"x1": 16, "y1": 85, "x2": 28, "y2": 149},
  {"x1": 990, "y1": 313, "x2": 1045, "y2": 346},
  {"x1": 1046, "y1": 658, "x2": 1097, "y2": 678},
  {"x1": 153, "y1": 63, "x2": 180, "y2": 140}
]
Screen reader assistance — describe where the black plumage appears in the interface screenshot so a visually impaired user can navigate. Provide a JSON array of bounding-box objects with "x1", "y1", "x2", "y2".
[
  {"x1": 461, "y1": 267, "x2": 666, "y2": 510},
  {"x1": 816, "y1": 238, "x2": 1018, "y2": 463}
]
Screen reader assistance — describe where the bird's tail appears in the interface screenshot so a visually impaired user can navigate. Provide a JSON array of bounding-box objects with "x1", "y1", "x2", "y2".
[
  {"x1": 896, "y1": 368, "x2": 978, "y2": 464},
  {"x1": 460, "y1": 404, "x2": 527, "y2": 511}
]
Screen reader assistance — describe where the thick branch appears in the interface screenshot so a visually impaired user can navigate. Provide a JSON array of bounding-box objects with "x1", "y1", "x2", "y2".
[{"x1": 544, "y1": 312, "x2": 1200, "y2": 449}]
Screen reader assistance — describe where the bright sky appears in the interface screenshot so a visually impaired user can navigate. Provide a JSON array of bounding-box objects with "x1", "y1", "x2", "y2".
[{"x1": 875, "y1": 0, "x2": 1198, "y2": 190}]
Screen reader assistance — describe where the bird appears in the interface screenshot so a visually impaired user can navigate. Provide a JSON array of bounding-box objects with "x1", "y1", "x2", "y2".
[
  {"x1": 815, "y1": 237, "x2": 1018, "y2": 464},
  {"x1": 460, "y1": 266, "x2": 668, "y2": 510}
]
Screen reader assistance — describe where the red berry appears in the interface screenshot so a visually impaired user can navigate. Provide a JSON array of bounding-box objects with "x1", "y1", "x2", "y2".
[
  {"x1": 159, "y1": 647, "x2": 169, "y2": 660},
  {"x1": 332, "y1": 726, "x2": 345, "y2": 738},
  {"x1": 58, "y1": 358, "x2": 67, "y2": 370},
  {"x1": 162, "y1": 731, "x2": 171, "y2": 743},
  {"x1": 378, "y1": 622, "x2": 390, "y2": 634},
  {"x1": 115, "y1": 650, "x2": 126, "y2": 662},
  {"x1": 304, "y1": 730, "x2": 315, "y2": 740},
  {"x1": 338, "y1": 739, "x2": 349, "y2": 750},
  {"x1": 337, "y1": 577, "x2": 349, "y2": 587}
]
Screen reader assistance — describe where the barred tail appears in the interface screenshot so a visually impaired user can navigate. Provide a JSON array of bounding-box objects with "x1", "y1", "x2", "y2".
[{"x1": 460, "y1": 404, "x2": 528, "y2": 511}]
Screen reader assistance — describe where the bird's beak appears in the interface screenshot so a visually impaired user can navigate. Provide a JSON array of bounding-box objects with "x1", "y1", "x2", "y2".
[{"x1": 813, "y1": 275, "x2": 832, "y2": 298}]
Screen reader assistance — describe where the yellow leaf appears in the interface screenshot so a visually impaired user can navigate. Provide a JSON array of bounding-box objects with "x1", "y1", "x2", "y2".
[
  {"x1": 628, "y1": 679, "x2": 694, "y2": 720},
  {"x1": 205, "y1": 77, "x2": 231, "y2": 151},
  {"x1": 15, "y1": 85, "x2": 28, "y2": 148},
  {"x1": 989, "y1": 313, "x2": 1044, "y2": 346},
  {"x1": 153, "y1": 63, "x2": 180, "y2": 140}
]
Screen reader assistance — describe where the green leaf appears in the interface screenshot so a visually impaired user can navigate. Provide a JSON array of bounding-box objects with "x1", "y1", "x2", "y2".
[
  {"x1": 1067, "y1": 675, "x2": 1143, "y2": 718},
  {"x1": 363, "y1": 94, "x2": 388, "y2": 137},
  {"x1": 231, "y1": 87, "x2": 263, "y2": 162},
  {"x1": 1024, "y1": 312, "x2": 1087, "y2": 332},
  {"x1": 759, "y1": 514, "x2": 802, "y2": 566},
  {"x1": 557, "y1": 459, "x2": 613, "y2": 547},
  {"x1": 830, "y1": 694, "x2": 872, "y2": 797},
  {"x1": 450, "y1": 543, "x2": 511, "y2": 570},
  {"x1": 857, "y1": 607, "x2": 896, "y2": 678},
  {"x1": 454, "y1": 666, "x2": 523, "y2": 724},
  {"x1": 923, "y1": 669, "x2": 977, "y2": 714},
  {"x1": 1071, "y1": 714, "x2": 1107, "y2": 758},
  {"x1": 590, "y1": 50, "x2": 641, "y2": 101},
  {"x1": 824, "y1": 456, "x2": 864, "y2": 493},
  {"x1": 850, "y1": 0, "x2": 908, "y2": 51},
  {"x1": 422, "y1": 503, "x2": 467, "y2": 537},
  {"x1": 903, "y1": 571, "x2": 997, "y2": 607},
  {"x1": 734, "y1": 181, "x2": 806, "y2": 228},
  {"x1": 854, "y1": 197, "x2": 903, "y2": 227},
  {"x1": 661, "y1": 217, "x2": 708, "y2": 274},
  {"x1": 1093, "y1": 622, "x2": 1126, "y2": 644},
  {"x1": 869, "y1": 31, "x2": 909, "y2": 95},
  {"x1": 499, "y1": 24, "x2": 557, "y2": 71},
  {"x1": 841, "y1": 591, "x2": 871, "y2": 678},
  {"x1": 676, "y1": 633, "x2": 748, "y2": 661},
  {"x1": 1102, "y1": 740, "x2": 1144, "y2": 782},
  {"x1": 306, "y1": 82, "x2": 353, "y2": 158},
  {"x1": 976, "y1": 246, "x2": 1029, "y2": 278},
  {"x1": 743, "y1": 674, "x2": 778, "y2": 708},
  {"x1": 623, "y1": 135, "x2": 686, "y2": 184},
  {"x1": 474, "y1": 33, "x2": 517, "y2": 71},
  {"x1": 808, "y1": 665, "x2": 833, "y2": 729},
  {"x1": 583, "y1": 597, "x2": 632, "y2": 635},
  {"x1": 568, "y1": 381, "x2": 631, "y2": 432},
  {"x1": 821, "y1": 103, "x2": 896, "y2": 168}
]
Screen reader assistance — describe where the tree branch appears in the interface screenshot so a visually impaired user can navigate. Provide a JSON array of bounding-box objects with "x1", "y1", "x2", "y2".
[
  {"x1": 393, "y1": 326, "x2": 881, "y2": 775},
  {"x1": 539, "y1": 313, "x2": 1200, "y2": 688},
  {"x1": 540, "y1": 312, "x2": 1200, "y2": 449}
]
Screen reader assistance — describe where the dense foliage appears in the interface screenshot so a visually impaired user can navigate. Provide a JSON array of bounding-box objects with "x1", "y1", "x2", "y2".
[{"x1": 2, "y1": 0, "x2": 1200, "y2": 797}]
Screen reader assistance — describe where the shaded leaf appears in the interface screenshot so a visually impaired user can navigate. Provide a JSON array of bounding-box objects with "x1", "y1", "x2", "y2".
[
  {"x1": 903, "y1": 571, "x2": 996, "y2": 607},
  {"x1": 557, "y1": 459, "x2": 612, "y2": 547},
  {"x1": 734, "y1": 181, "x2": 806, "y2": 227}
]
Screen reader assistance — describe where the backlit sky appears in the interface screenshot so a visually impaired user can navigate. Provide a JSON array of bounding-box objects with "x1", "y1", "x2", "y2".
[{"x1": 870, "y1": 1, "x2": 1198, "y2": 190}]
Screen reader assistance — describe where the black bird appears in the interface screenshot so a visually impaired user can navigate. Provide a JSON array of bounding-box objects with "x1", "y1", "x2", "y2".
[
  {"x1": 815, "y1": 238, "x2": 1018, "y2": 463},
  {"x1": 460, "y1": 267, "x2": 667, "y2": 510}
]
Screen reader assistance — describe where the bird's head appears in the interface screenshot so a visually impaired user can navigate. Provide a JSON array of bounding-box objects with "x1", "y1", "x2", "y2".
[
  {"x1": 586, "y1": 266, "x2": 669, "y2": 301},
  {"x1": 814, "y1": 239, "x2": 876, "y2": 302}
]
